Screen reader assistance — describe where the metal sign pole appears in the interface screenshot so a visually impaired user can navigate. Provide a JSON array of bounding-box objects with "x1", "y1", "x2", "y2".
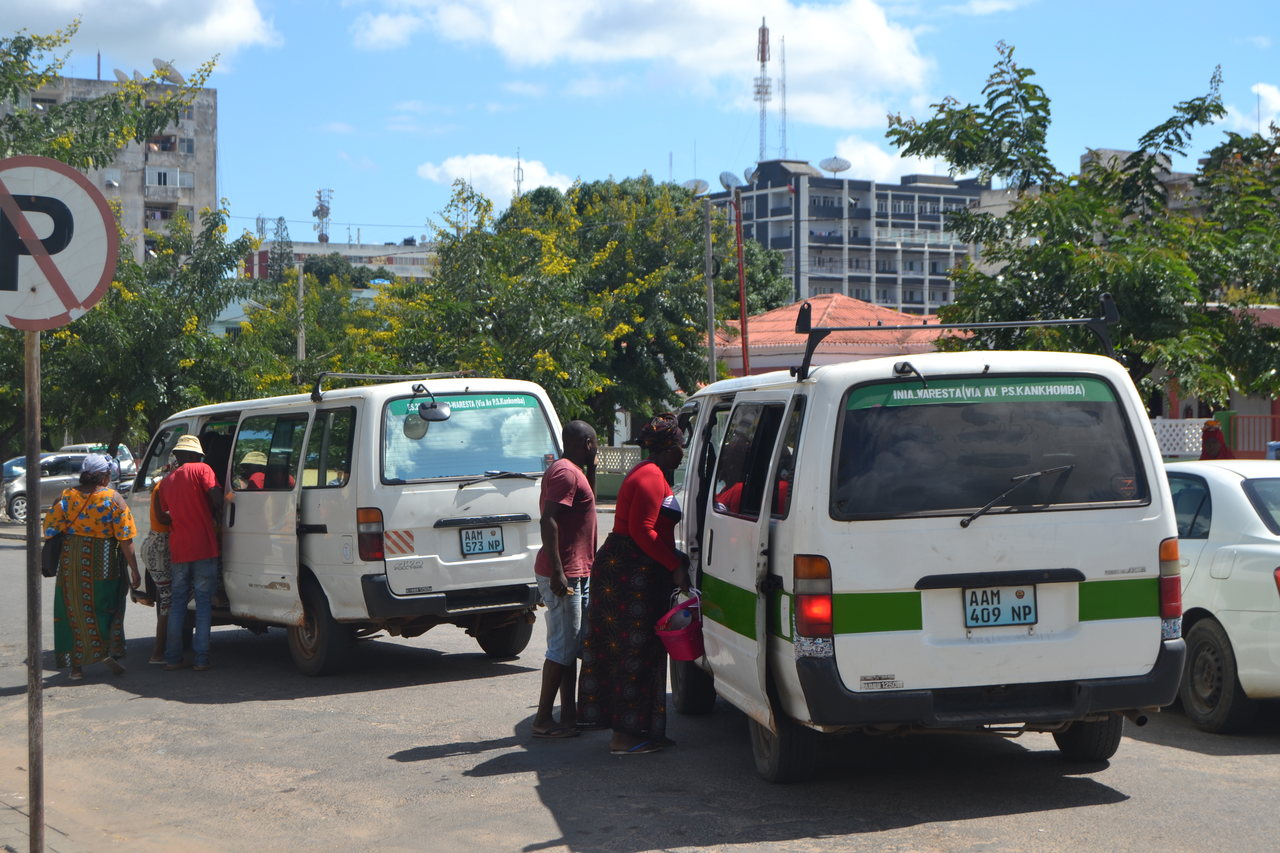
[{"x1": 25, "y1": 329, "x2": 44, "y2": 852}]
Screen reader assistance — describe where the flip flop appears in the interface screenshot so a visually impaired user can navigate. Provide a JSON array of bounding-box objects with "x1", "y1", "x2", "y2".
[
  {"x1": 532, "y1": 727, "x2": 580, "y2": 739},
  {"x1": 103, "y1": 657, "x2": 126, "y2": 676},
  {"x1": 611, "y1": 740, "x2": 662, "y2": 755}
]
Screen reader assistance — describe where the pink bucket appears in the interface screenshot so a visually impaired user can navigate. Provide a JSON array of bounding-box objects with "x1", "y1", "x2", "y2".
[{"x1": 656, "y1": 594, "x2": 704, "y2": 661}]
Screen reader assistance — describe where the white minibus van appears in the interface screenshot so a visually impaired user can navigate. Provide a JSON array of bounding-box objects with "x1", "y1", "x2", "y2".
[
  {"x1": 672, "y1": 302, "x2": 1185, "y2": 781},
  {"x1": 128, "y1": 373, "x2": 562, "y2": 675}
]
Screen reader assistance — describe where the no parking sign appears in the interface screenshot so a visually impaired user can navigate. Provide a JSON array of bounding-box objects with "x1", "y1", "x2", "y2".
[{"x1": 0, "y1": 155, "x2": 119, "y2": 330}]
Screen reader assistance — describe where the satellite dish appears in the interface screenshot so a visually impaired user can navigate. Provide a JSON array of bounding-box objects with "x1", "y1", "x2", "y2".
[
  {"x1": 153, "y1": 58, "x2": 185, "y2": 85},
  {"x1": 681, "y1": 179, "x2": 710, "y2": 195},
  {"x1": 132, "y1": 70, "x2": 145, "y2": 83},
  {"x1": 113, "y1": 69, "x2": 129, "y2": 84},
  {"x1": 744, "y1": 167, "x2": 758, "y2": 184},
  {"x1": 819, "y1": 156, "x2": 852, "y2": 176},
  {"x1": 719, "y1": 171, "x2": 744, "y2": 191}
]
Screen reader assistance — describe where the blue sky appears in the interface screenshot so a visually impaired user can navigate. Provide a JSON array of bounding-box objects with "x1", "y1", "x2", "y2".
[{"x1": 9, "y1": 0, "x2": 1278, "y2": 246}]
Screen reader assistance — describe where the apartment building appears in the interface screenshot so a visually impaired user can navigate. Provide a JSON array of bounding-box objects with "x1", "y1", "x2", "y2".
[
  {"x1": 712, "y1": 160, "x2": 988, "y2": 314},
  {"x1": 6, "y1": 75, "x2": 219, "y2": 259},
  {"x1": 243, "y1": 239, "x2": 438, "y2": 282}
]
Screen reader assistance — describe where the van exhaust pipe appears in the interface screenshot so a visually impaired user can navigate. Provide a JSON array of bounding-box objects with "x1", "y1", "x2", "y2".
[{"x1": 1123, "y1": 709, "x2": 1149, "y2": 727}]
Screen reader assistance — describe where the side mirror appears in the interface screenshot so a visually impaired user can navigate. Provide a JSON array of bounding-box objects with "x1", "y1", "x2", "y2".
[{"x1": 418, "y1": 401, "x2": 451, "y2": 422}]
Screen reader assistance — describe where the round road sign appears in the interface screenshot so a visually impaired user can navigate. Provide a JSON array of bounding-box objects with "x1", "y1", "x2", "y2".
[{"x1": 0, "y1": 155, "x2": 120, "y2": 331}]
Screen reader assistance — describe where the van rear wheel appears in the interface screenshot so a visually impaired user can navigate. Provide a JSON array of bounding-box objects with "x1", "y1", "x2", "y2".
[
  {"x1": 475, "y1": 613, "x2": 534, "y2": 659},
  {"x1": 1052, "y1": 713, "x2": 1124, "y2": 762},
  {"x1": 671, "y1": 658, "x2": 716, "y2": 714},
  {"x1": 748, "y1": 715, "x2": 817, "y2": 783},
  {"x1": 288, "y1": 580, "x2": 354, "y2": 676}
]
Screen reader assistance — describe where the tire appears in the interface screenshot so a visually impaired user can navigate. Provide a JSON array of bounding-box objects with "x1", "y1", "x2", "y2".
[
  {"x1": 287, "y1": 580, "x2": 353, "y2": 676},
  {"x1": 1053, "y1": 713, "x2": 1124, "y2": 762},
  {"x1": 7, "y1": 493, "x2": 26, "y2": 524},
  {"x1": 475, "y1": 612, "x2": 534, "y2": 659},
  {"x1": 671, "y1": 658, "x2": 716, "y2": 714},
  {"x1": 748, "y1": 715, "x2": 818, "y2": 783},
  {"x1": 1179, "y1": 618, "x2": 1257, "y2": 733}
]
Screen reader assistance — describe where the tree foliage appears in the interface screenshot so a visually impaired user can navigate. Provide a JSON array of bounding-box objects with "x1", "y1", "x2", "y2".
[{"x1": 887, "y1": 43, "x2": 1280, "y2": 410}]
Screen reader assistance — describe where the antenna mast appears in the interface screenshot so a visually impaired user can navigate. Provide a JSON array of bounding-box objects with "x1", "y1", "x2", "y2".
[
  {"x1": 754, "y1": 18, "x2": 771, "y2": 164},
  {"x1": 513, "y1": 148, "x2": 524, "y2": 198},
  {"x1": 313, "y1": 188, "x2": 333, "y2": 244},
  {"x1": 779, "y1": 36, "x2": 788, "y2": 159}
]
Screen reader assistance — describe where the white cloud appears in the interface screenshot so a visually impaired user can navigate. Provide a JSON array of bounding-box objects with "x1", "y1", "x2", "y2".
[
  {"x1": 1223, "y1": 82, "x2": 1280, "y2": 133},
  {"x1": 1243, "y1": 35, "x2": 1272, "y2": 50},
  {"x1": 833, "y1": 135, "x2": 952, "y2": 183},
  {"x1": 351, "y1": 12, "x2": 425, "y2": 50},
  {"x1": 503, "y1": 80, "x2": 546, "y2": 97},
  {"x1": 417, "y1": 153, "x2": 574, "y2": 206},
  {"x1": 352, "y1": 0, "x2": 934, "y2": 130},
  {"x1": 940, "y1": 0, "x2": 1033, "y2": 14},
  {"x1": 4, "y1": 0, "x2": 280, "y2": 73},
  {"x1": 324, "y1": 121, "x2": 357, "y2": 134}
]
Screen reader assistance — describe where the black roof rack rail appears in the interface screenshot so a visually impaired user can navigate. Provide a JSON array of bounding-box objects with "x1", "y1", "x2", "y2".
[
  {"x1": 310, "y1": 371, "x2": 467, "y2": 402},
  {"x1": 790, "y1": 292, "x2": 1119, "y2": 381}
]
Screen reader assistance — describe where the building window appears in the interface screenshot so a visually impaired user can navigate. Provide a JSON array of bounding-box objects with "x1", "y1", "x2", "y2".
[
  {"x1": 876, "y1": 199, "x2": 887, "y2": 213},
  {"x1": 875, "y1": 258, "x2": 897, "y2": 273},
  {"x1": 178, "y1": 137, "x2": 195, "y2": 154}
]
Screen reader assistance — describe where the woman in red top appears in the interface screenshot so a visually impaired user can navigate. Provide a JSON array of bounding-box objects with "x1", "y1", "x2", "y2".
[{"x1": 577, "y1": 413, "x2": 690, "y2": 755}]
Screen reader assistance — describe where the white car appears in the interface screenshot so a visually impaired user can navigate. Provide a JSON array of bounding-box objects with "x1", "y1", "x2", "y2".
[{"x1": 1166, "y1": 460, "x2": 1280, "y2": 732}]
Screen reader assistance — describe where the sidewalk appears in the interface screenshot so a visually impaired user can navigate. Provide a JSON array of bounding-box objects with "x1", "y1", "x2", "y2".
[{"x1": 2, "y1": 771, "x2": 100, "y2": 853}]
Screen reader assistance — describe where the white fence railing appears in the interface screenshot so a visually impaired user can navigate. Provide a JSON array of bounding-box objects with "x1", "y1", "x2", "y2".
[
  {"x1": 1151, "y1": 417, "x2": 1209, "y2": 459},
  {"x1": 597, "y1": 446, "x2": 642, "y2": 474}
]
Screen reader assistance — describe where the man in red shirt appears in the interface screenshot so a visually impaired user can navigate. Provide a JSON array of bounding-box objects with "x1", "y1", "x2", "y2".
[
  {"x1": 531, "y1": 420, "x2": 597, "y2": 738},
  {"x1": 157, "y1": 434, "x2": 224, "y2": 671}
]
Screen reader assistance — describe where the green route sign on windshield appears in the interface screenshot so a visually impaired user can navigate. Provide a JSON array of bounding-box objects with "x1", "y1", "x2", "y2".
[
  {"x1": 387, "y1": 393, "x2": 538, "y2": 416},
  {"x1": 847, "y1": 377, "x2": 1117, "y2": 410}
]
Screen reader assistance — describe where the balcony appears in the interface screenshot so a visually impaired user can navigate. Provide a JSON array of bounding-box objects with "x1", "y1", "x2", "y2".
[
  {"x1": 770, "y1": 236, "x2": 795, "y2": 250},
  {"x1": 143, "y1": 185, "x2": 184, "y2": 202},
  {"x1": 769, "y1": 205, "x2": 792, "y2": 217}
]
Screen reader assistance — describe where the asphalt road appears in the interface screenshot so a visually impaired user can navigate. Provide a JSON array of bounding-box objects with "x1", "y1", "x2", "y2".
[{"x1": 1, "y1": 518, "x2": 1279, "y2": 852}]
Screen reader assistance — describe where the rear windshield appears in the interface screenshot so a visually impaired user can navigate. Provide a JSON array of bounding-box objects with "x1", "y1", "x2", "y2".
[
  {"x1": 382, "y1": 393, "x2": 558, "y2": 482},
  {"x1": 832, "y1": 376, "x2": 1148, "y2": 520},
  {"x1": 1243, "y1": 478, "x2": 1280, "y2": 535}
]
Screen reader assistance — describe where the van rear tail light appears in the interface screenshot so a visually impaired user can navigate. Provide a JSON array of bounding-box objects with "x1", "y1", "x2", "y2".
[
  {"x1": 1158, "y1": 537, "x2": 1182, "y2": 620},
  {"x1": 794, "y1": 555, "x2": 833, "y2": 638},
  {"x1": 1273, "y1": 568, "x2": 1280, "y2": 599},
  {"x1": 357, "y1": 507, "x2": 385, "y2": 562}
]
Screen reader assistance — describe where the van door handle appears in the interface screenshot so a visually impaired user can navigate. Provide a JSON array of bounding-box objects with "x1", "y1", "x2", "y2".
[
  {"x1": 227, "y1": 504, "x2": 235, "y2": 528},
  {"x1": 706, "y1": 529, "x2": 714, "y2": 565},
  {"x1": 298, "y1": 523, "x2": 327, "y2": 534}
]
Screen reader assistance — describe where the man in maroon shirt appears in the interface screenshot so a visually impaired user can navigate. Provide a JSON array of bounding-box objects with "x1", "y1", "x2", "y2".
[
  {"x1": 531, "y1": 420, "x2": 598, "y2": 738},
  {"x1": 158, "y1": 434, "x2": 224, "y2": 671}
]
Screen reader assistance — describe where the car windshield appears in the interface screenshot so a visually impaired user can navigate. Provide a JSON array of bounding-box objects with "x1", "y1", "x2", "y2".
[
  {"x1": 1242, "y1": 478, "x2": 1280, "y2": 535},
  {"x1": 3, "y1": 457, "x2": 25, "y2": 480},
  {"x1": 831, "y1": 375, "x2": 1149, "y2": 519},
  {"x1": 382, "y1": 392, "x2": 558, "y2": 482}
]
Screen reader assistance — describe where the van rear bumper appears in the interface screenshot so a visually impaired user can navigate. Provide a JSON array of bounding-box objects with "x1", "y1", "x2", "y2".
[
  {"x1": 797, "y1": 638, "x2": 1185, "y2": 727},
  {"x1": 360, "y1": 574, "x2": 539, "y2": 619}
]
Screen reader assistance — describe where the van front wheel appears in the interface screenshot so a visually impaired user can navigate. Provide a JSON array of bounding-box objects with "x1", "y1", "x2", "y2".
[
  {"x1": 1052, "y1": 713, "x2": 1124, "y2": 762},
  {"x1": 748, "y1": 715, "x2": 817, "y2": 783},
  {"x1": 475, "y1": 613, "x2": 534, "y2": 659},
  {"x1": 288, "y1": 581, "x2": 353, "y2": 676}
]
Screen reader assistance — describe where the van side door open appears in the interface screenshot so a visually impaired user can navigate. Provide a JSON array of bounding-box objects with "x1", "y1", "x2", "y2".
[
  {"x1": 699, "y1": 389, "x2": 793, "y2": 727},
  {"x1": 223, "y1": 410, "x2": 312, "y2": 624}
]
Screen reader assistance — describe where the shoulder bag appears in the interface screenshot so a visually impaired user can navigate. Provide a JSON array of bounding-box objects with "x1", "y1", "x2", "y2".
[{"x1": 40, "y1": 490, "x2": 91, "y2": 578}]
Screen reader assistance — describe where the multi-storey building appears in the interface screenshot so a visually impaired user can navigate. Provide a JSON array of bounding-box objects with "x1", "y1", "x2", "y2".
[
  {"x1": 242, "y1": 239, "x2": 438, "y2": 282},
  {"x1": 4, "y1": 75, "x2": 219, "y2": 259},
  {"x1": 712, "y1": 159, "x2": 988, "y2": 314}
]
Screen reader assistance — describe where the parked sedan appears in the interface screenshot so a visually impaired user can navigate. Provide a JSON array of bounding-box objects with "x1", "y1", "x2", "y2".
[
  {"x1": 1166, "y1": 460, "x2": 1280, "y2": 732},
  {"x1": 4, "y1": 452, "x2": 92, "y2": 523}
]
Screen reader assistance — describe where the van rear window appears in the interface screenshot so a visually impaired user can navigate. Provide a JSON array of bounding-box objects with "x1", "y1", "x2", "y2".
[
  {"x1": 382, "y1": 393, "x2": 558, "y2": 482},
  {"x1": 831, "y1": 376, "x2": 1148, "y2": 520}
]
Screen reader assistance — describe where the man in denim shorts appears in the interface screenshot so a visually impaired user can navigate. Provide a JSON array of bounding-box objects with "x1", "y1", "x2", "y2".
[{"x1": 532, "y1": 420, "x2": 597, "y2": 738}]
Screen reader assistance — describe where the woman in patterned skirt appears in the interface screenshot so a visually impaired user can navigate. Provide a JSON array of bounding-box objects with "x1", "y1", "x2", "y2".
[
  {"x1": 44, "y1": 454, "x2": 142, "y2": 680},
  {"x1": 578, "y1": 413, "x2": 690, "y2": 755}
]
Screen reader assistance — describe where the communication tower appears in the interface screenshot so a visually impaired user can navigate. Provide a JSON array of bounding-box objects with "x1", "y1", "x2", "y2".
[
  {"x1": 313, "y1": 188, "x2": 333, "y2": 244},
  {"x1": 754, "y1": 18, "x2": 771, "y2": 164}
]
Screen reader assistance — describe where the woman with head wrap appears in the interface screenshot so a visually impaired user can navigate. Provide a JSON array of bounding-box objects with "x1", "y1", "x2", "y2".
[
  {"x1": 44, "y1": 454, "x2": 142, "y2": 680},
  {"x1": 577, "y1": 413, "x2": 690, "y2": 755},
  {"x1": 1200, "y1": 420, "x2": 1235, "y2": 460}
]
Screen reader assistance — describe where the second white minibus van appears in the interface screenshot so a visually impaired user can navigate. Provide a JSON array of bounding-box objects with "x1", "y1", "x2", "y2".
[{"x1": 129, "y1": 373, "x2": 563, "y2": 675}]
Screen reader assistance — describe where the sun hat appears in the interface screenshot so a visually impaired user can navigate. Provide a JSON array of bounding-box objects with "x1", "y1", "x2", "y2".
[
  {"x1": 173, "y1": 434, "x2": 205, "y2": 456},
  {"x1": 241, "y1": 451, "x2": 268, "y2": 466},
  {"x1": 81, "y1": 454, "x2": 112, "y2": 476}
]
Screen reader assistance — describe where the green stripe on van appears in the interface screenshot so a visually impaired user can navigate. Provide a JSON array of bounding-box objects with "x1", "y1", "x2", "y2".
[
  {"x1": 701, "y1": 574, "x2": 757, "y2": 640},
  {"x1": 832, "y1": 591, "x2": 923, "y2": 634},
  {"x1": 1078, "y1": 577, "x2": 1159, "y2": 621}
]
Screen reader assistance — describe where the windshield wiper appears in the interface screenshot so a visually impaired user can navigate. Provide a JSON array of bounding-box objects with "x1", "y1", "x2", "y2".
[
  {"x1": 458, "y1": 470, "x2": 538, "y2": 489},
  {"x1": 959, "y1": 465, "x2": 1075, "y2": 528}
]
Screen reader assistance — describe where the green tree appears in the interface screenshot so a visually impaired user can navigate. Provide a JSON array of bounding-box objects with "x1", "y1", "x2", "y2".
[
  {"x1": 303, "y1": 252, "x2": 393, "y2": 289},
  {"x1": 886, "y1": 43, "x2": 1280, "y2": 410},
  {"x1": 266, "y1": 216, "x2": 294, "y2": 284}
]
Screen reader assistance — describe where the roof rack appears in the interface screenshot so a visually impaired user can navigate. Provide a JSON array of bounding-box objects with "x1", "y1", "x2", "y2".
[
  {"x1": 310, "y1": 371, "x2": 467, "y2": 402},
  {"x1": 790, "y1": 292, "x2": 1120, "y2": 381}
]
